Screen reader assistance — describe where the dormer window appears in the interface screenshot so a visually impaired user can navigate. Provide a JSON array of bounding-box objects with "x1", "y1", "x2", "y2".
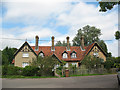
[
  {"x1": 71, "y1": 51, "x2": 77, "y2": 58},
  {"x1": 39, "y1": 51, "x2": 44, "y2": 57},
  {"x1": 62, "y1": 51, "x2": 68, "y2": 58},
  {"x1": 71, "y1": 53, "x2": 76, "y2": 58}
]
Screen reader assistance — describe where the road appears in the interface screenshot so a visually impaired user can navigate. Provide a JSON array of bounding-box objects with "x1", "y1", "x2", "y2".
[{"x1": 2, "y1": 74, "x2": 119, "y2": 88}]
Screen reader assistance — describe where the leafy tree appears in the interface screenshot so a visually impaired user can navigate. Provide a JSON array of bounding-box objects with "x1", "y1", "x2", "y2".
[
  {"x1": 2, "y1": 47, "x2": 17, "y2": 65},
  {"x1": 73, "y1": 25, "x2": 101, "y2": 46},
  {"x1": 72, "y1": 25, "x2": 108, "y2": 53},
  {"x1": 115, "y1": 31, "x2": 120, "y2": 40},
  {"x1": 31, "y1": 56, "x2": 59, "y2": 76},
  {"x1": 81, "y1": 55, "x2": 102, "y2": 69},
  {"x1": 114, "y1": 57, "x2": 120, "y2": 69},
  {"x1": 104, "y1": 59, "x2": 114, "y2": 70},
  {"x1": 99, "y1": 1, "x2": 118, "y2": 12},
  {"x1": 97, "y1": 40, "x2": 108, "y2": 54},
  {"x1": 55, "y1": 40, "x2": 71, "y2": 46}
]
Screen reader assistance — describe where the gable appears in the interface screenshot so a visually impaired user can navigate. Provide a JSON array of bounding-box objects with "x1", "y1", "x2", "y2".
[{"x1": 14, "y1": 41, "x2": 37, "y2": 57}]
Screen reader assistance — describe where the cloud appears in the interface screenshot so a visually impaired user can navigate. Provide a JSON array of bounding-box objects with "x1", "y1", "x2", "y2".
[
  {"x1": 3, "y1": 1, "x2": 73, "y2": 26},
  {"x1": 1, "y1": 1, "x2": 118, "y2": 57}
]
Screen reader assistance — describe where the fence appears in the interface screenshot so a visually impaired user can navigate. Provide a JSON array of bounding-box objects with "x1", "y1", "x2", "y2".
[{"x1": 68, "y1": 68, "x2": 117, "y2": 76}]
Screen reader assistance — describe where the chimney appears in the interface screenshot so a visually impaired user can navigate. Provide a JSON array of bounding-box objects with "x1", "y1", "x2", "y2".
[
  {"x1": 66, "y1": 36, "x2": 70, "y2": 51},
  {"x1": 35, "y1": 35, "x2": 39, "y2": 51},
  {"x1": 51, "y1": 36, "x2": 55, "y2": 51},
  {"x1": 81, "y1": 36, "x2": 85, "y2": 50}
]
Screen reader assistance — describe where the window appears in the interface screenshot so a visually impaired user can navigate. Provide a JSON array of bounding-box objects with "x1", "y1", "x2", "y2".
[
  {"x1": 22, "y1": 53, "x2": 29, "y2": 57},
  {"x1": 93, "y1": 52, "x2": 99, "y2": 57},
  {"x1": 63, "y1": 53, "x2": 68, "y2": 58},
  {"x1": 39, "y1": 52, "x2": 44, "y2": 57},
  {"x1": 22, "y1": 62, "x2": 29, "y2": 68},
  {"x1": 64, "y1": 63, "x2": 68, "y2": 67},
  {"x1": 71, "y1": 53, "x2": 77, "y2": 58},
  {"x1": 72, "y1": 62, "x2": 77, "y2": 66}
]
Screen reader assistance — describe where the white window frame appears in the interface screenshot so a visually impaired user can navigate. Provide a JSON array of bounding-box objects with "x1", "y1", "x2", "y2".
[
  {"x1": 64, "y1": 63, "x2": 68, "y2": 67},
  {"x1": 93, "y1": 52, "x2": 99, "y2": 57},
  {"x1": 39, "y1": 52, "x2": 44, "y2": 57},
  {"x1": 72, "y1": 62, "x2": 77, "y2": 66},
  {"x1": 22, "y1": 62, "x2": 29, "y2": 68},
  {"x1": 22, "y1": 53, "x2": 29, "y2": 57},
  {"x1": 71, "y1": 53, "x2": 77, "y2": 58},
  {"x1": 63, "y1": 53, "x2": 68, "y2": 58}
]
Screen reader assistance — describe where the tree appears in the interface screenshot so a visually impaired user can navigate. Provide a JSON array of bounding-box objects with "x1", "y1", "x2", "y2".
[
  {"x1": 31, "y1": 56, "x2": 59, "y2": 76},
  {"x1": 99, "y1": 1, "x2": 118, "y2": 12},
  {"x1": 97, "y1": 40, "x2": 108, "y2": 54},
  {"x1": 115, "y1": 31, "x2": 120, "y2": 40},
  {"x1": 73, "y1": 25, "x2": 101, "y2": 46},
  {"x1": 104, "y1": 58, "x2": 115, "y2": 70},
  {"x1": 2, "y1": 47, "x2": 17, "y2": 65},
  {"x1": 81, "y1": 55, "x2": 103, "y2": 69},
  {"x1": 55, "y1": 40, "x2": 71, "y2": 46},
  {"x1": 72, "y1": 25, "x2": 108, "y2": 53}
]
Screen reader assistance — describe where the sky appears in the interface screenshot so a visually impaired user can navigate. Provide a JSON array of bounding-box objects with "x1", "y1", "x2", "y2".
[{"x1": 0, "y1": 0, "x2": 119, "y2": 57}]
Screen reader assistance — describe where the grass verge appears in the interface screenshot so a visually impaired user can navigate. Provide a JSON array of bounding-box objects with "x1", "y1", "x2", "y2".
[{"x1": 2, "y1": 75, "x2": 58, "y2": 79}]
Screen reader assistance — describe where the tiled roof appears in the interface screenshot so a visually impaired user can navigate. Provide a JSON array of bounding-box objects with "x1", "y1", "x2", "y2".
[
  {"x1": 12, "y1": 42, "x2": 96, "y2": 64},
  {"x1": 31, "y1": 42, "x2": 95, "y2": 61}
]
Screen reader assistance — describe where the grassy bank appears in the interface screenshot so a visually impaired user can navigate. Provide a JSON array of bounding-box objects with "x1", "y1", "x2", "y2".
[{"x1": 2, "y1": 75, "x2": 58, "y2": 79}]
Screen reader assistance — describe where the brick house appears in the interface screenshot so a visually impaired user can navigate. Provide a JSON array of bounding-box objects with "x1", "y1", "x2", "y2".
[{"x1": 12, "y1": 35, "x2": 106, "y2": 68}]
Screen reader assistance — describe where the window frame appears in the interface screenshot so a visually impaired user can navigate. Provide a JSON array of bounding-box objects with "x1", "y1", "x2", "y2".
[
  {"x1": 22, "y1": 53, "x2": 29, "y2": 57},
  {"x1": 62, "y1": 52, "x2": 68, "y2": 59},
  {"x1": 71, "y1": 52, "x2": 77, "y2": 58}
]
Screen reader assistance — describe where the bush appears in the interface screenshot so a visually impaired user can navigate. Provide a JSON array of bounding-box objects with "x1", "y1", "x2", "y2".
[
  {"x1": 22, "y1": 66, "x2": 39, "y2": 76},
  {"x1": 2, "y1": 65, "x2": 23, "y2": 75}
]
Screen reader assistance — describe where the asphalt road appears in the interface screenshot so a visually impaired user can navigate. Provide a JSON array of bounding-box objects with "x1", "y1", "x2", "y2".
[{"x1": 2, "y1": 74, "x2": 119, "y2": 88}]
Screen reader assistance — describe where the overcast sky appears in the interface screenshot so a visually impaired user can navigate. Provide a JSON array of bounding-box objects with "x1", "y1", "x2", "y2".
[{"x1": 0, "y1": 0, "x2": 119, "y2": 57}]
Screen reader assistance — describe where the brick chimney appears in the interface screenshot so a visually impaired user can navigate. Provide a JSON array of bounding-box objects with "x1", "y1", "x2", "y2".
[
  {"x1": 35, "y1": 35, "x2": 39, "y2": 51},
  {"x1": 51, "y1": 36, "x2": 55, "y2": 51},
  {"x1": 81, "y1": 36, "x2": 85, "y2": 50},
  {"x1": 66, "y1": 36, "x2": 70, "y2": 51}
]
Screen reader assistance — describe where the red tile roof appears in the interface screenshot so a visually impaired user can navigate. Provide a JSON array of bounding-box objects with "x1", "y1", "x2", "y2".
[
  {"x1": 31, "y1": 42, "x2": 95, "y2": 61},
  {"x1": 12, "y1": 42, "x2": 97, "y2": 64}
]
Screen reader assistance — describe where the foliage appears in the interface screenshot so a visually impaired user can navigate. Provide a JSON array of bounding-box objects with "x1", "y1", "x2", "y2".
[
  {"x1": 81, "y1": 55, "x2": 102, "y2": 69},
  {"x1": 99, "y1": 1, "x2": 118, "y2": 12},
  {"x1": 22, "y1": 66, "x2": 39, "y2": 76},
  {"x1": 104, "y1": 60, "x2": 114, "y2": 70},
  {"x1": 72, "y1": 25, "x2": 108, "y2": 53},
  {"x1": 69, "y1": 64, "x2": 77, "y2": 74},
  {"x1": 115, "y1": 31, "x2": 120, "y2": 40},
  {"x1": 2, "y1": 65, "x2": 23, "y2": 75},
  {"x1": 55, "y1": 40, "x2": 71, "y2": 46},
  {"x1": 114, "y1": 57, "x2": 120, "y2": 69},
  {"x1": 97, "y1": 40, "x2": 108, "y2": 54},
  {"x1": 2, "y1": 47, "x2": 17, "y2": 65},
  {"x1": 31, "y1": 56, "x2": 59, "y2": 76}
]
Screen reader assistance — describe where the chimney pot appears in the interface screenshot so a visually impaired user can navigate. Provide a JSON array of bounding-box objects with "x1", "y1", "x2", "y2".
[
  {"x1": 35, "y1": 35, "x2": 39, "y2": 51},
  {"x1": 81, "y1": 35, "x2": 85, "y2": 50},
  {"x1": 51, "y1": 36, "x2": 55, "y2": 51},
  {"x1": 66, "y1": 36, "x2": 70, "y2": 51}
]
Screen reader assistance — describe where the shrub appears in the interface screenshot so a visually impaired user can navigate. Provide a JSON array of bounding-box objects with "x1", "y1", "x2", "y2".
[
  {"x1": 2, "y1": 65, "x2": 23, "y2": 75},
  {"x1": 22, "y1": 66, "x2": 39, "y2": 76}
]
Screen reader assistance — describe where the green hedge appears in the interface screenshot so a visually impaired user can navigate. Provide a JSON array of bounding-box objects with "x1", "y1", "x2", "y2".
[
  {"x1": 2, "y1": 65, "x2": 23, "y2": 75},
  {"x1": 22, "y1": 66, "x2": 40, "y2": 76},
  {"x1": 2, "y1": 65, "x2": 54, "y2": 76}
]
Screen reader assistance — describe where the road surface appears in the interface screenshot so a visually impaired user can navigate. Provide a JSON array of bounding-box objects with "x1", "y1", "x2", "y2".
[{"x1": 2, "y1": 74, "x2": 119, "y2": 88}]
